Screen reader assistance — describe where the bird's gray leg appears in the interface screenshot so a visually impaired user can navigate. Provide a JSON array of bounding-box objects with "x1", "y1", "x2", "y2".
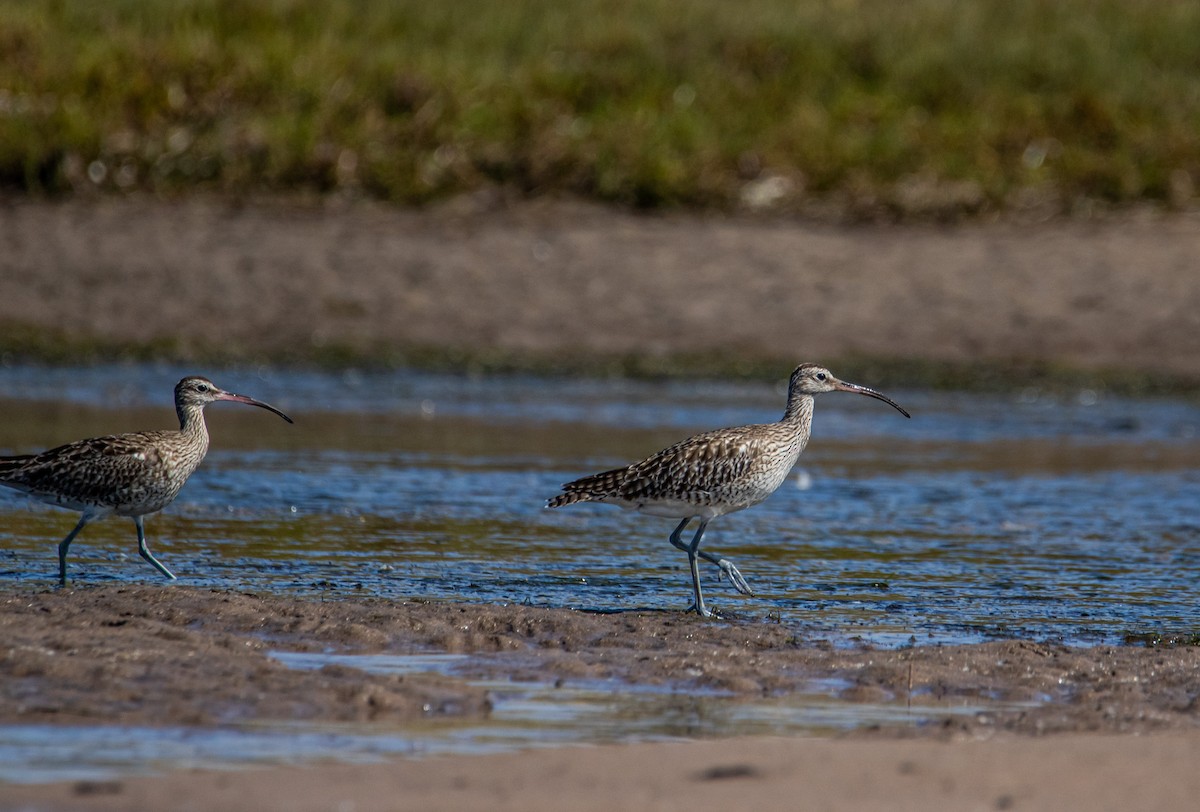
[
  {"x1": 57, "y1": 514, "x2": 92, "y2": 586},
  {"x1": 668, "y1": 518, "x2": 693, "y2": 553},
  {"x1": 135, "y1": 516, "x2": 177, "y2": 581},
  {"x1": 669, "y1": 519, "x2": 708, "y2": 614},
  {"x1": 668, "y1": 518, "x2": 753, "y2": 597},
  {"x1": 685, "y1": 520, "x2": 711, "y2": 617}
]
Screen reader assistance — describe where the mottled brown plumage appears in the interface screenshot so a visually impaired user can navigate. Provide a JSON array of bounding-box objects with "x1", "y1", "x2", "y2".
[
  {"x1": 547, "y1": 364, "x2": 910, "y2": 617},
  {"x1": 0, "y1": 376, "x2": 293, "y2": 584}
]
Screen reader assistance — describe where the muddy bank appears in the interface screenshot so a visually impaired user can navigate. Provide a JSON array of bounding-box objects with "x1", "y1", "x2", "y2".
[
  {"x1": 2, "y1": 585, "x2": 1198, "y2": 738},
  {"x1": 2, "y1": 197, "x2": 1200, "y2": 385},
  {"x1": 0, "y1": 586, "x2": 491, "y2": 727}
]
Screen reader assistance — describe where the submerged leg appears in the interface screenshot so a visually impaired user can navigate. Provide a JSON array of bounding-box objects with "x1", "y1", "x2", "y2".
[
  {"x1": 667, "y1": 518, "x2": 754, "y2": 597},
  {"x1": 57, "y1": 514, "x2": 92, "y2": 586},
  {"x1": 135, "y1": 516, "x2": 177, "y2": 581}
]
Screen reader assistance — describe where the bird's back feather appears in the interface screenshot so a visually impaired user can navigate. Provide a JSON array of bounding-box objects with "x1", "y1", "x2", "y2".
[
  {"x1": 0, "y1": 430, "x2": 205, "y2": 515},
  {"x1": 547, "y1": 422, "x2": 803, "y2": 514}
]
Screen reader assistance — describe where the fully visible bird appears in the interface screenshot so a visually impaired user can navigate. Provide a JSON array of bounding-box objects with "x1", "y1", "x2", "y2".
[
  {"x1": 0, "y1": 375, "x2": 293, "y2": 584},
  {"x1": 546, "y1": 364, "x2": 910, "y2": 617}
]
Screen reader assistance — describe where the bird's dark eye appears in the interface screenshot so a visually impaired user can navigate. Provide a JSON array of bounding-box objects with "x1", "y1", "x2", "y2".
[{"x1": 816, "y1": 372, "x2": 827, "y2": 381}]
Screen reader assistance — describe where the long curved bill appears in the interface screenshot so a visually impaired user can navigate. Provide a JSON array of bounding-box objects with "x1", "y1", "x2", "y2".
[
  {"x1": 216, "y1": 390, "x2": 295, "y2": 424},
  {"x1": 833, "y1": 379, "x2": 911, "y2": 418}
]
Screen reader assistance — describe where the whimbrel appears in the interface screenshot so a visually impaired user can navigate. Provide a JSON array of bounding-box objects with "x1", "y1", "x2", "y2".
[
  {"x1": 0, "y1": 376, "x2": 293, "y2": 584},
  {"x1": 546, "y1": 364, "x2": 910, "y2": 617}
]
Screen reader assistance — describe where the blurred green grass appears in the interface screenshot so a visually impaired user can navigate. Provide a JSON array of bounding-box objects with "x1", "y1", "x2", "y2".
[{"x1": 1, "y1": 0, "x2": 1198, "y2": 215}]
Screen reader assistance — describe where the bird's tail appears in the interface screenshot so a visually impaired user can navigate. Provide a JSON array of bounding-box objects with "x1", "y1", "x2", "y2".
[{"x1": 545, "y1": 466, "x2": 628, "y2": 508}]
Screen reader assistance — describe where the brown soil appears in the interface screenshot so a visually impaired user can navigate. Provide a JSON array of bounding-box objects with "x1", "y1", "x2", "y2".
[
  {"x1": 2, "y1": 196, "x2": 1200, "y2": 380},
  {"x1": 3, "y1": 585, "x2": 1198, "y2": 739}
]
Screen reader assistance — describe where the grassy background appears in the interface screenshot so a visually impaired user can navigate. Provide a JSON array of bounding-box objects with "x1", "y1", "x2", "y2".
[{"x1": 1, "y1": 0, "x2": 1198, "y2": 215}]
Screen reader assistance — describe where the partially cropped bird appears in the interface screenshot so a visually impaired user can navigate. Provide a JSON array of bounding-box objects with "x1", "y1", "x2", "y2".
[
  {"x1": 0, "y1": 375, "x2": 293, "y2": 584},
  {"x1": 546, "y1": 364, "x2": 910, "y2": 617}
]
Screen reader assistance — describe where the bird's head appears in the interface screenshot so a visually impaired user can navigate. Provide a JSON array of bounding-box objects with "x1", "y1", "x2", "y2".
[
  {"x1": 174, "y1": 376, "x2": 294, "y2": 423},
  {"x1": 788, "y1": 364, "x2": 910, "y2": 417}
]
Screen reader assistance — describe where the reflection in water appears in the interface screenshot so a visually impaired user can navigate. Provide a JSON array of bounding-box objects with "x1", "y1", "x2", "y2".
[{"x1": 0, "y1": 365, "x2": 1198, "y2": 645}]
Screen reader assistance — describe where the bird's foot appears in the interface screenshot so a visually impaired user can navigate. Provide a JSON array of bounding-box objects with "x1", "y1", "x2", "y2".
[
  {"x1": 684, "y1": 602, "x2": 717, "y2": 618},
  {"x1": 715, "y1": 559, "x2": 754, "y2": 596}
]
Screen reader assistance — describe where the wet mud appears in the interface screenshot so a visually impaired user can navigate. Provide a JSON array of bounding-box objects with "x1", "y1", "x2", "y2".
[{"x1": 3, "y1": 585, "x2": 1198, "y2": 739}]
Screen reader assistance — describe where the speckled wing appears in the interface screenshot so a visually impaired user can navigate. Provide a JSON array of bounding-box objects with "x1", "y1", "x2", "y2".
[
  {"x1": 0, "y1": 433, "x2": 171, "y2": 512},
  {"x1": 617, "y1": 427, "x2": 762, "y2": 507},
  {"x1": 548, "y1": 425, "x2": 767, "y2": 510}
]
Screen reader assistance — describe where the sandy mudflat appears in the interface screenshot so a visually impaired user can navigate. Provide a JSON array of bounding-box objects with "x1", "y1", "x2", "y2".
[
  {"x1": 7, "y1": 731, "x2": 1200, "y2": 812},
  {"x1": 1, "y1": 586, "x2": 1199, "y2": 811}
]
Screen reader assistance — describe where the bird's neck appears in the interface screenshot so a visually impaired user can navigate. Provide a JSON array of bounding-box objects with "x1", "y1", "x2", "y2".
[
  {"x1": 781, "y1": 390, "x2": 814, "y2": 433},
  {"x1": 177, "y1": 404, "x2": 210, "y2": 445}
]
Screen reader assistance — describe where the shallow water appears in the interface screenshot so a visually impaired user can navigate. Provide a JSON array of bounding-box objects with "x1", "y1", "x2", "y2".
[
  {"x1": 1, "y1": 364, "x2": 1198, "y2": 779},
  {"x1": 2, "y1": 364, "x2": 1197, "y2": 646}
]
